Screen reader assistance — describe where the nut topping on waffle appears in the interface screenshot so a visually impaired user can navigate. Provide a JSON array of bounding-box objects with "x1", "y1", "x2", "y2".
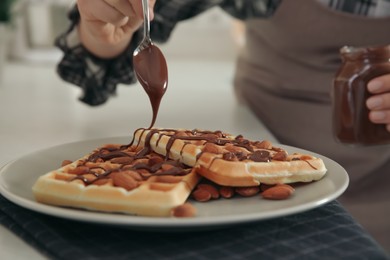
[
  {"x1": 132, "y1": 128, "x2": 327, "y2": 187},
  {"x1": 33, "y1": 141, "x2": 200, "y2": 217}
]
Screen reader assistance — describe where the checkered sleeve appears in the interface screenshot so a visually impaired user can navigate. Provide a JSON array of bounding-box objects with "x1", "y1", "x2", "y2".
[
  {"x1": 55, "y1": 0, "x2": 380, "y2": 106},
  {"x1": 55, "y1": 6, "x2": 143, "y2": 106},
  {"x1": 150, "y1": 0, "x2": 276, "y2": 43},
  {"x1": 55, "y1": 1, "x2": 276, "y2": 106}
]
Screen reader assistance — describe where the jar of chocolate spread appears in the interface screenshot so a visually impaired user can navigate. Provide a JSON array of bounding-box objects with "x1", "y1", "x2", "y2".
[{"x1": 332, "y1": 45, "x2": 390, "y2": 145}]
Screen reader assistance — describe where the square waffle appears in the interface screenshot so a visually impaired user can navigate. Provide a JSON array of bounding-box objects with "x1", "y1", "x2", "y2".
[{"x1": 32, "y1": 143, "x2": 201, "y2": 217}]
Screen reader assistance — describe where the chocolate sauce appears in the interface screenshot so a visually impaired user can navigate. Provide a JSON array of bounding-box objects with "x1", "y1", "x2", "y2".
[
  {"x1": 333, "y1": 45, "x2": 390, "y2": 145},
  {"x1": 249, "y1": 150, "x2": 271, "y2": 162},
  {"x1": 134, "y1": 128, "x2": 282, "y2": 164},
  {"x1": 71, "y1": 128, "x2": 293, "y2": 186},
  {"x1": 133, "y1": 44, "x2": 168, "y2": 129}
]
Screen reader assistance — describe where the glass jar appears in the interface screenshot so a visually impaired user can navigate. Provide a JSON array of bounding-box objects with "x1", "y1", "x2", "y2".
[{"x1": 332, "y1": 45, "x2": 390, "y2": 145}]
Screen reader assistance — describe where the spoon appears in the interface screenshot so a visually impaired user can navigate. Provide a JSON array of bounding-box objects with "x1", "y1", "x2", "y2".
[{"x1": 133, "y1": 0, "x2": 168, "y2": 129}]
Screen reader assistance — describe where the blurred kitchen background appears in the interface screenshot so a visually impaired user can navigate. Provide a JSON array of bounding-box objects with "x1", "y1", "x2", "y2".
[
  {"x1": 0, "y1": 0, "x2": 270, "y2": 174},
  {"x1": 0, "y1": 0, "x2": 244, "y2": 82}
]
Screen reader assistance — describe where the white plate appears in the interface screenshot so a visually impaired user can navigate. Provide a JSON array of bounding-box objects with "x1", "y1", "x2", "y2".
[{"x1": 0, "y1": 136, "x2": 349, "y2": 231}]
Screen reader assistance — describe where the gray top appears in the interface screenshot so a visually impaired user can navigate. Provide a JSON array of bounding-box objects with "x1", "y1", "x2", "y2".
[{"x1": 233, "y1": 0, "x2": 390, "y2": 250}]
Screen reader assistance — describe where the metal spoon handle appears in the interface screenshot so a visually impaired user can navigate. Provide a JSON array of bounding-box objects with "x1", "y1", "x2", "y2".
[{"x1": 142, "y1": 0, "x2": 150, "y2": 40}]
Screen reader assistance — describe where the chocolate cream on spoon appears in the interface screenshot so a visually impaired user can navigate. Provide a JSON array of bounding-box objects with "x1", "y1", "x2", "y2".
[{"x1": 133, "y1": 0, "x2": 168, "y2": 129}]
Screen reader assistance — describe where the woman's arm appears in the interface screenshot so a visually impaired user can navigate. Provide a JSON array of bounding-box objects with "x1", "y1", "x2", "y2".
[
  {"x1": 55, "y1": 0, "x2": 273, "y2": 106},
  {"x1": 55, "y1": 2, "x2": 147, "y2": 106}
]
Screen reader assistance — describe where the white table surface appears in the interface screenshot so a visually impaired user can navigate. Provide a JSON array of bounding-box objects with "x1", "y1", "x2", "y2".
[{"x1": 0, "y1": 60, "x2": 277, "y2": 259}]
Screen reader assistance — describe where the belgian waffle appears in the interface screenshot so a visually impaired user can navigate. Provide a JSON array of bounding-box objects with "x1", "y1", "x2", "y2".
[
  {"x1": 133, "y1": 128, "x2": 327, "y2": 187},
  {"x1": 32, "y1": 143, "x2": 200, "y2": 217}
]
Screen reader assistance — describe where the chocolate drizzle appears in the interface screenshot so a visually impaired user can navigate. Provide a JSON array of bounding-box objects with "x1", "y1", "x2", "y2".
[
  {"x1": 70, "y1": 129, "x2": 191, "y2": 185},
  {"x1": 133, "y1": 44, "x2": 168, "y2": 129},
  {"x1": 68, "y1": 128, "x2": 306, "y2": 186},
  {"x1": 131, "y1": 128, "x2": 281, "y2": 165}
]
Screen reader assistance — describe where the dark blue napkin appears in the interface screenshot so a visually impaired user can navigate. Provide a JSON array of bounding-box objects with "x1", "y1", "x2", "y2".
[{"x1": 0, "y1": 195, "x2": 388, "y2": 260}]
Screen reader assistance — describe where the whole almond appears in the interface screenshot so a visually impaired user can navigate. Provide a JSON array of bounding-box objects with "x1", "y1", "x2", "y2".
[
  {"x1": 92, "y1": 178, "x2": 113, "y2": 186},
  {"x1": 54, "y1": 174, "x2": 73, "y2": 181},
  {"x1": 122, "y1": 170, "x2": 143, "y2": 181},
  {"x1": 161, "y1": 164, "x2": 175, "y2": 171},
  {"x1": 219, "y1": 186, "x2": 235, "y2": 198},
  {"x1": 272, "y1": 151, "x2": 288, "y2": 161},
  {"x1": 281, "y1": 184, "x2": 295, "y2": 193},
  {"x1": 148, "y1": 156, "x2": 164, "y2": 165},
  {"x1": 154, "y1": 175, "x2": 183, "y2": 183},
  {"x1": 175, "y1": 131, "x2": 189, "y2": 137},
  {"x1": 261, "y1": 184, "x2": 295, "y2": 200},
  {"x1": 224, "y1": 144, "x2": 244, "y2": 153},
  {"x1": 255, "y1": 140, "x2": 273, "y2": 149},
  {"x1": 68, "y1": 166, "x2": 89, "y2": 175},
  {"x1": 235, "y1": 186, "x2": 260, "y2": 197},
  {"x1": 103, "y1": 144, "x2": 121, "y2": 150},
  {"x1": 192, "y1": 189, "x2": 212, "y2": 202},
  {"x1": 82, "y1": 173, "x2": 97, "y2": 182},
  {"x1": 110, "y1": 156, "x2": 134, "y2": 164},
  {"x1": 202, "y1": 143, "x2": 223, "y2": 154},
  {"x1": 171, "y1": 203, "x2": 197, "y2": 217},
  {"x1": 61, "y1": 160, "x2": 73, "y2": 167},
  {"x1": 111, "y1": 171, "x2": 139, "y2": 191},
  {"x1": 202, "y1": 133, "x2": 219, "y2": 141},
  {"x1": 197, "y1": 184, "x2": 220, "y2": 199}
]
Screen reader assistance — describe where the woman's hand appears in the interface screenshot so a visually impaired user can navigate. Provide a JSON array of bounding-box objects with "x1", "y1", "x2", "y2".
[
  {"x1": 77, "y1": 0, "x2": 156, "y2": 58},
  {"x1": 367, "y1": 74, "x2": 390, "y2": 132}
]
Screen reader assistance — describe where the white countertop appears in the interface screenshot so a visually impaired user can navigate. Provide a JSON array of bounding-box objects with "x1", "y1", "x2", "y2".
[{"x1": 0, "y1": 60, "x2": 276, "y2": 259}]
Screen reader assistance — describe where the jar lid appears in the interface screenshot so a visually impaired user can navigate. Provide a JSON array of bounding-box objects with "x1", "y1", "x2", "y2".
[{"x1": 340, "y1": 44, "x2": 390, "y2": 60}]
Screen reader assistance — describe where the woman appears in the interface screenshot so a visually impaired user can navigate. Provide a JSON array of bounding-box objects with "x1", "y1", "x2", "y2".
[{"x1": 55, "y1": 0, "x2": 390, "y2": 251}]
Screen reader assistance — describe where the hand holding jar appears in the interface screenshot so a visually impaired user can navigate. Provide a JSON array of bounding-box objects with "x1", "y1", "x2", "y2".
[
  {"x1": 367, "y1": 74, "x2": 390, "y2": 132},
  {"x1": 333, "y1": 45, "x2": 390, "y2": 145}
]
